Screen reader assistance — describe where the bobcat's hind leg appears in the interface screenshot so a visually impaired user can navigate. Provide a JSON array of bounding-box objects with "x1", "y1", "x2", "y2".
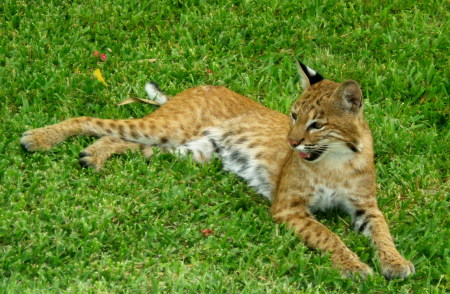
[
  {"x1": 79, "y1": 136, "x2": 153, "y2": 171},
  {"x1": 20, "y1": 116, "x2": 160, "y2": 152},
  {"x1": 20, "y1": 116, "x2": 101, "y2": 152},
  {"x1": 21, "y1": 126, "x2": 70, "y2": 151}
]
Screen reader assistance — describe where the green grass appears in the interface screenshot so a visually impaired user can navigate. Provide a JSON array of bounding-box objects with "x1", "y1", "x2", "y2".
[{"x1": 1, "y1": 0, "x2": 449, "y2": 292}]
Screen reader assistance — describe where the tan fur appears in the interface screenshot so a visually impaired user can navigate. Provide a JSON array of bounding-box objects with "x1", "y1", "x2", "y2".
[{"x1": 20, "y1": 67, "x2": 414, "y2": 279}]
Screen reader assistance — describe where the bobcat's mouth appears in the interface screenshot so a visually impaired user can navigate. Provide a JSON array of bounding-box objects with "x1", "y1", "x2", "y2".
[{"x1": 298, "y1": 146, "x2": 327, "y2": 161}]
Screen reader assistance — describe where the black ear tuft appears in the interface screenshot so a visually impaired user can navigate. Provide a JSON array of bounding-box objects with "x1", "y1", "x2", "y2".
[{"x1": 298, "y1": 61, "x2": 325, "y2": 86}]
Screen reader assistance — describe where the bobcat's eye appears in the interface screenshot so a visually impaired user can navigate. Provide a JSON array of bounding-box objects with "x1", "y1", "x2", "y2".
[
  {"x1": 291, "y1": 112, "x2": 298, "y2": 121},
  {"x1": 308, "y1": 122, "x2": 323, "y2": 130}
]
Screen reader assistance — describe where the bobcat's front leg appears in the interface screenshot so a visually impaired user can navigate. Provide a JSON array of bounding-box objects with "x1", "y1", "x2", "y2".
[
  {"x1": 352, "y1": 202, "x2": 415, "y2": 280},
  {"x1": 271, "y1": 197, "x2": 372, "y2": 278}
]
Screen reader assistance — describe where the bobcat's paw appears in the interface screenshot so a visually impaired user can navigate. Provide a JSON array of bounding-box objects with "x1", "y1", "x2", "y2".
[
  {"x1": 340, "y1": 261, "x2": 373, "y2": 279},
  {"x1": 20, "y1": 128, "x2": 62, "y2": 151},
  {"x1": 382, "y1": 259, "x2": 415, "y2": 280},
  {"x1": 79, "y1": 151, "x2": 104, "y2": 171}
]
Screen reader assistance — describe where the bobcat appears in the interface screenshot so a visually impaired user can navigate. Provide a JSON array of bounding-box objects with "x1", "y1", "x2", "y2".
[{"x1": 20, "y1": 62, "x2": 414, "y2": 279}]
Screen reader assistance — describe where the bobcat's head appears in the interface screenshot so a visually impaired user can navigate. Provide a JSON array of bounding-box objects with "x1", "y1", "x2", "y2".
[{"x1": 288, "y1": 62, "x2": 368, "y2": 163}]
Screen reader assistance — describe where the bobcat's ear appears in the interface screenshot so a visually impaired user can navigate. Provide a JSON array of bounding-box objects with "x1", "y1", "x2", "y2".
[
  {"x1": 296, "y1": 61, "x2": 325, "y2": 90},
  {"x1": 333, "y1": 80, "x2": 363, "y2": 113}
]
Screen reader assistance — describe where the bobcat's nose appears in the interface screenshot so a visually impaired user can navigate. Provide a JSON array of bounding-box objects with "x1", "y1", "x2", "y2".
[{"x1": 288, "y1": 138, "x2": 302, "y2": 148}]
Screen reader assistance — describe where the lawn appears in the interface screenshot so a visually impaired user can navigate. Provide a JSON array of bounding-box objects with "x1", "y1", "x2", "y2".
[{"x1": 1, "y1": 0, "x2": 448, "y2": 293}]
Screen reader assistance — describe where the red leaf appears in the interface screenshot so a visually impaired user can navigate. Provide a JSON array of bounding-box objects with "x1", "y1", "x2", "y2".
[{"x1": 200, "y1": 228, "x2": 214, "y2": 236}]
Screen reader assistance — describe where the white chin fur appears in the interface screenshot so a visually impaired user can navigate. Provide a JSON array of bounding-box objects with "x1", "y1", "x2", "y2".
[{"x1": 323, "y1": 145, "x2": 355, "y2": 163}]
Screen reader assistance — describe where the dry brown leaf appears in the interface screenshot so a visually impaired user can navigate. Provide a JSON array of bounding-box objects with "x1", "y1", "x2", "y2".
[
  {"x1": 116, "y1": 97, "x2": 160, "y2": 106},
  {"x1": 137, "y1": 58, "x2": 157, "y2": 63}
]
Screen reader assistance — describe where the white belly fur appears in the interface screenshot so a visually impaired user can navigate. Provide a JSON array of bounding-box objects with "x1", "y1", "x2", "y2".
[{"x1": 309, "y1": 185, "x2": 355, "y2": 214}]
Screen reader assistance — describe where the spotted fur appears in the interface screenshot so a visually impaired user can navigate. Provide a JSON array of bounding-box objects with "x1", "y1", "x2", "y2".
[{"x1": 20, "y1": 62, "x2": 414, "y2": 280}]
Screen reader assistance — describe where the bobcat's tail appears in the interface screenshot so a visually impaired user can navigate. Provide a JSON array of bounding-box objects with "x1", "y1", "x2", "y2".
[{"x1": 145, "y1": 82, "x2": 170, "y2": 105}]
